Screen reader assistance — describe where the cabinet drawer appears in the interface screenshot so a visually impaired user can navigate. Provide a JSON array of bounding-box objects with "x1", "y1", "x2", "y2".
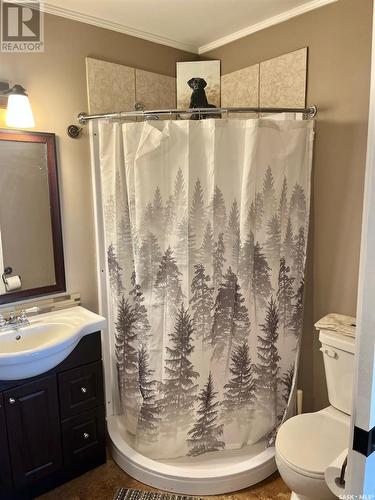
[
  {"x1": 58, "y1": 361, "x2": 104, "y2": 419},
  {"x1": 61, "y1": 407, "x2": 105, "y2": 466}
]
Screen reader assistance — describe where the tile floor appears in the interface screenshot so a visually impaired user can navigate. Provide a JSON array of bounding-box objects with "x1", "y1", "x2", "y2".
[{"x1": 38, "y1": 454, "x2": 291, "y2": 500}]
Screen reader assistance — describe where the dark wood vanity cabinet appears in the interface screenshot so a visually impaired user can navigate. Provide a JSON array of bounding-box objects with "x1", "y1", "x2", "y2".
[
  {"x1": 4, "y1": 376, "x2": 63, "y2": 488},
  {"x1": 0, "y1": 393, "x2": 12, "y2": 491},
  {"x1": 0, "y1": 332, "x2": 106, "y2": 499}
]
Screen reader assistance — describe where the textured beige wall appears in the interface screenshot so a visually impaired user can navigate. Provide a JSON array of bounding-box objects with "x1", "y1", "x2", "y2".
[
  {"x1": 0, "y1": 13, "x2": 196, "y2": 311},
  {"x1": 205, "y1": 0, "x2": 372, "y2": 411}
]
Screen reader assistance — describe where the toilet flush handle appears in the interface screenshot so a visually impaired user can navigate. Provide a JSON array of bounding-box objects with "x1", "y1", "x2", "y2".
[{"x1": 320, "y1": 347, "x2": 338, "y2": 359}]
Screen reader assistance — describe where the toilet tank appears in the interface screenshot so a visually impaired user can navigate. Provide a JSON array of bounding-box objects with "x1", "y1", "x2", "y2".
[{"x1": 315, "y1": 314, "x2": 356, "y2": 415}]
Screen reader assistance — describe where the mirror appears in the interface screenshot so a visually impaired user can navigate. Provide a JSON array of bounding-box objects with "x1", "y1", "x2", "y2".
[{"x1": 0, "y1": 130, "x2": 65, "y2": 304}]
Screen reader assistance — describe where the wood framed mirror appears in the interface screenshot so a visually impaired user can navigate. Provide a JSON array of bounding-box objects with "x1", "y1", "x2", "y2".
[{"x1": 0, "y1": 130, "x2": 66, "y2": 304}]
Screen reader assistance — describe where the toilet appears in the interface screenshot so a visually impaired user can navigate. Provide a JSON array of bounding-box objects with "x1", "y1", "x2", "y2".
[{"x1": 275, "y1": 314, "x2": 356, "y2": 500}]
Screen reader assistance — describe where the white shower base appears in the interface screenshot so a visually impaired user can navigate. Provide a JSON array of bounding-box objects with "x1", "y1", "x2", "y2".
[{"x1": 108, "y1": 415, "x2": 277, "y2": 496}]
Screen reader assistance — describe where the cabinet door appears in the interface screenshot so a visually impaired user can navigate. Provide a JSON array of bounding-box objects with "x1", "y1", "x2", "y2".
[
  {"x1": 4, "y1": 375, "x2": 62, "y2": 487},
  {"x1": 0, "y1": 393, "x2": 12, "y2": 490}
]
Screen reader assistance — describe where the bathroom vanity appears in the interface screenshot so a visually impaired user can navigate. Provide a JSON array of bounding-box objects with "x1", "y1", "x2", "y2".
[
  {"x1": 0, "y1": 308, "x2": 106, "y2": 499},
  {"x1": 0, "y1": 130, "x2": 108, "y2": 498},
  {"x1": 0, "y1": 332, "x2": 105, "y2": 499}
]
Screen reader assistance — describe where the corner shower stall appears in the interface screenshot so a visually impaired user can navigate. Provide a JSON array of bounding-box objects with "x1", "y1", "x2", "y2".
[{"x1": 88, "y1": 108, "x2": 314, "y2": 495}]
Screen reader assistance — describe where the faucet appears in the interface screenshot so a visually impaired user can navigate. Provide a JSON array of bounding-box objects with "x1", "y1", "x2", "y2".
[{"x1": 0, "y1": 310, "x2": 31, "y2": 331}]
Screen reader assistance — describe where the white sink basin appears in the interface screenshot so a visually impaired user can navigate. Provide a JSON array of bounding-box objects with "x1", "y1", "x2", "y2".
[{"x1": 0, "y1": 306, "x2": 106, "y2": 380}]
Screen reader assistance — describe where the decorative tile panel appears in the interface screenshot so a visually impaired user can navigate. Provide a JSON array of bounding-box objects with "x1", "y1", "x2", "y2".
[
  {"x1": 136, "y1": 69, "x2": 176, "y2": 110},
  {"x1": 86, "y1": 57, "x2": 135, "y2": 114},
  {"x1": 259, "y1": 48, "x2": 307, "y2": 108},
  {"x1": 221, "y1": 64, "x2": 259, "y2": 108}
]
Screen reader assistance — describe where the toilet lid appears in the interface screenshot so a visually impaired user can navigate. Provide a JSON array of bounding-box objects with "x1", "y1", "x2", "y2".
[{"x1": 275, "y1": 411, "x2": 349, "y2": 477}]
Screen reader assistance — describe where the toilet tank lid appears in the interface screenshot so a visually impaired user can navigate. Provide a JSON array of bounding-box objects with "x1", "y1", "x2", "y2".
[{"x1": 315, "y1": 313, "x2": 356, "y2": 338}]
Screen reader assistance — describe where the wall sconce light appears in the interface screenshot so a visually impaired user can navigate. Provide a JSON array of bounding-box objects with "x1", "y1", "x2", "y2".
[{"x1": 0, "y1": 82, "x2": 35, "y2": 128}]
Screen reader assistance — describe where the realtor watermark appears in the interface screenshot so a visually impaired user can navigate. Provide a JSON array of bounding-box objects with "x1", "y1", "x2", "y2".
[
  {"x1": 1, "y1": 0, "x2": 44, "y2": 52},
  {"x1": 340, "y1": 495, "x2": 375, "y2": 499}
]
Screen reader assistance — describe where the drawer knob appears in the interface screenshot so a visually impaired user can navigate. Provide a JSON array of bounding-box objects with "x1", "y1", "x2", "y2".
[
  {"x1": 81, "y1": 387, "x2": 87, "y2": 394},
  {"x1": 8, "y1": 398, "x2": 15, "y2": 405},
  {"x1": 83, "y1": 432, "x2": 90, "y2": 440}
]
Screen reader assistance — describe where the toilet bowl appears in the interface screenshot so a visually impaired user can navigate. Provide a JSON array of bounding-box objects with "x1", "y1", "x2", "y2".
[
  {"x1": 276, "y1": 407, "x2": 349, "y2": 500},
  {"x1": 275, "y1": 314, "x2": 356, "y2": 500}
]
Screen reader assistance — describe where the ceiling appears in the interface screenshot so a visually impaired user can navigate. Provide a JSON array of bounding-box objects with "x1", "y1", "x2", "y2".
[{"x1": 44, "y1": 0, "x2": 337, "y2": 54}]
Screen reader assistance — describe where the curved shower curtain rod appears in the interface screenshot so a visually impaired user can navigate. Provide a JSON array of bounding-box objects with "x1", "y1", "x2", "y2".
[{"x1": 67, "y1": 105, "x2": 317, "y2": 138}]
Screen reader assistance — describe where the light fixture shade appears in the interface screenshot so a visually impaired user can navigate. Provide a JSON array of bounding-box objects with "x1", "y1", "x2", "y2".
[{"x1": 6, "y1": 93, "x2": 35, "y2": 128}]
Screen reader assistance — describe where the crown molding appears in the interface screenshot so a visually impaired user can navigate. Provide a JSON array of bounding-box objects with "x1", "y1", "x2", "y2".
[
  {"x1": 42, "y1": 3, "x2": 199, "y2": 54},
  {"x1": 198, "y1": 0, "x2": 338, "y2": 54},
  {"x1": 42, "y1": 0, "x2": 338, "y2": 57}
]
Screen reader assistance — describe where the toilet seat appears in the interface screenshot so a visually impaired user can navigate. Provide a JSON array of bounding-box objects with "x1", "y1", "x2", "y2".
[{"x1": 275, "y1": 408, "x2": 350, "y2": 479}]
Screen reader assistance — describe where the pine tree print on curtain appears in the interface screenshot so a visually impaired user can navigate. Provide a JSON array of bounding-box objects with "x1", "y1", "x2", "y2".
[
  {"x1": 190, "y1": 264, "x2": 214, "y2": 348},
  {"x1": 136, "y1": 345, "x2": 160, "y2": 446},
  {"x1": 154, "y1": 247, "x2": 183, "y2": 315},
  {"x1": 223, "y1": 341, "x2": 257, "y2": 425},
  {"x1": 226, "y1": 199, "x2": 241, "y2": 270},
  {"x1": 98, "y1": 118, "x2": 313, "y2": 459},
  {"x1": 213, "y1": 232, "x2": 226, "y2": 291},
  {"x1": 256, "y1": 296, "x2": 281, "y2": 442},
  {"x1": 187, "y1": 373, "x2": 225, "y2": 456},
  {"x1": 200, "y1": 221, "x2": 214, "y2": 272},
  {"x1": 251, "y1": 241, "x2": 272, "y2": 319},
  {"x1": 211, "y1": 267, "x2": 251, "y2": 373},
  {"x1": 138, "y1": 231, "x2": 162, "y2": 296},
  {"x1": 162, "y1": 304, "x2": 199, "y2": 439},
  {"x1": 108, "y1": 244, "x2": 123, "y2": 297},
  {"x1": 190, "y1": 179, "x2": 206, "y2": 249},
  {"x1": 277, "y1": 258, "x2": 295, "y2": 335},
  {"x1": 283, "y1": 218, "x2": 294, "y2": 269},
  {"x1": 129, "y1": 271, "x2": 151, "y2": 345},
  {"x1": 115, "y1": 296, "x2": 140, "y2": 430}
]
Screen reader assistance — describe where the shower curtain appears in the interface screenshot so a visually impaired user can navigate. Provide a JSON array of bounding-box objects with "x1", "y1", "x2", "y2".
[{"x1": 97, "y1": 118, "x2": 314, "y2": 460}]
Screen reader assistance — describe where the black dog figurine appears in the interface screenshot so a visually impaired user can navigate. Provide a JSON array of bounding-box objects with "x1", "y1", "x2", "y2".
[{"x1": 188, "y1": 77, "x2": 217, "y2": 120}]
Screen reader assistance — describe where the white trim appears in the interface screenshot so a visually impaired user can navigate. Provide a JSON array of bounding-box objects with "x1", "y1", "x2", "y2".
[
  {"x1": 198, "y1": 0, "x2": 338, "y2": 54},
  {"x1": 346, "y1": 1, "x2": 375, "y2": 495},
  {"x1": 42, "y1": 1, "x2": 338, "y2": 56},
  {"x1": 352, "y1": 9, "x2": 375, "y2": 433},
  {"x1": 42, "y1": 3, "x2": 198, "y2": 54},
  {"x1": 88, "y1": 121, "x2": 114, "y2": 418}
]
